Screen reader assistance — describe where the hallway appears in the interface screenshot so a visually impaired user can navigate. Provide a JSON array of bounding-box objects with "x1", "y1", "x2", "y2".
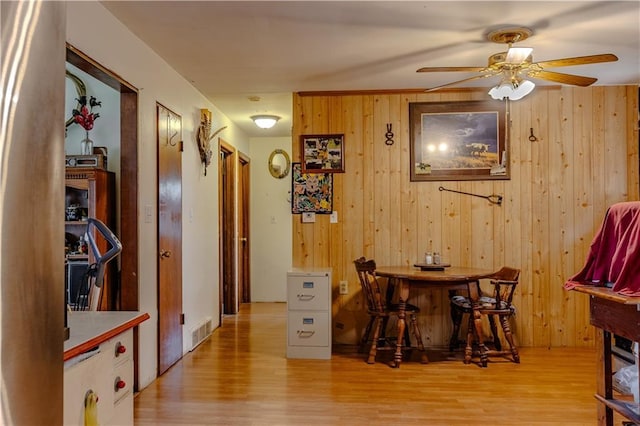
[{"x1": 135, "y1": 303, "x2": 600, "y2": 425}]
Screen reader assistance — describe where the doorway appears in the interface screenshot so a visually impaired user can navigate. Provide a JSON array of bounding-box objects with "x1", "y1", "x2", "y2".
[
  {"x1": 238, "y1": 154, "x2": 251, "y2": 304},
  {"x1": 218, "y1": 143, "x2": 251, "y2": 319},
  {"x1": 65, "y1": 44, "x2": 141, "y2": 388},
  {"x1": 65, "y1": 44, "x2": 139, "y2": 311},
  {"x1": 219, "y1": 142, "x2": 237, "y2": 317}
]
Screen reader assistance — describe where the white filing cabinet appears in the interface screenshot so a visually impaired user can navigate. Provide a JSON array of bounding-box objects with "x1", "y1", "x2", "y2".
[{"x1": 287, "y1": 269, "x2": 332, "y2": 359}]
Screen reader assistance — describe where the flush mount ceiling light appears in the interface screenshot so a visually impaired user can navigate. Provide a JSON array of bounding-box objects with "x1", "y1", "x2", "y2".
[{"x1": 251, "y1": 115, "x2": 280, "y2": 129}]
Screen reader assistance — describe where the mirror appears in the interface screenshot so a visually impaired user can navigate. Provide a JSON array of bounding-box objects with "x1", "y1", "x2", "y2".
[{"x1": 268, "y1": 149, "x2": 291, "y2": 179}]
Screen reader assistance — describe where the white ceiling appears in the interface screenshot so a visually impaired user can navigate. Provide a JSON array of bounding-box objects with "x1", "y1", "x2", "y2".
[{"x1": 101, "y1": 1, "x2": 640, "y2": 138}]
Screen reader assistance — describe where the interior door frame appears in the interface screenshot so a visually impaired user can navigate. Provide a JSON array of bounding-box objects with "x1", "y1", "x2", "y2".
[
  {"x1": 218, "y1": 140, "x2": 237, "y2": 317},
  {"x1": 238, "y1": 154, "x2": 251, "y2": 304}
]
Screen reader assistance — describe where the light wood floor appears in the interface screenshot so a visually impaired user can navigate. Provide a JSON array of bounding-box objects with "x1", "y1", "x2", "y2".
[{"x1": 135, "y1": 303, "x2": 602, "y2": 425}]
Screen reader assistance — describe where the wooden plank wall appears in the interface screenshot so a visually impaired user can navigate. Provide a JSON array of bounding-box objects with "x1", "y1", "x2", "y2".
[{"x1": 291, "y1": 86, "x2": 639, "y2": 348}]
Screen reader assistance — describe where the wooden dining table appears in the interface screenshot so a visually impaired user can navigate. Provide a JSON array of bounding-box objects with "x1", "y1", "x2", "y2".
[{"x1": 375, "y1": 265, "x2": 494, "y2": 367}]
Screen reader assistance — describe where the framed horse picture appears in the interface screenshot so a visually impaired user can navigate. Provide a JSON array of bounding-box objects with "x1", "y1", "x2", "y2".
[{"x1": 409, "y1": 100, "x2": 508, "y2": 181}]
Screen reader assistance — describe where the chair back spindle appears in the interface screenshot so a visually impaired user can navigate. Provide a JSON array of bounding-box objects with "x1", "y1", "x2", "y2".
[
  {"x1": 354, "y1": 257, "x2": 386, "y2": 314},
  {"x1": 488, "y1": 267, "x2": 520, "y2": 311}
]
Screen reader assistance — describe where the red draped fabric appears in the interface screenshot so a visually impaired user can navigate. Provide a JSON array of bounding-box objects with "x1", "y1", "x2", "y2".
[{"x1": 564, "y1": 201, "x2": 640, "y2": 296}]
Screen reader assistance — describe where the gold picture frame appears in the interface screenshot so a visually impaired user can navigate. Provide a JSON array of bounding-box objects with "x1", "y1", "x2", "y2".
[{"x1": 409, "y1": 100, "x2": 508, "y2": 181}]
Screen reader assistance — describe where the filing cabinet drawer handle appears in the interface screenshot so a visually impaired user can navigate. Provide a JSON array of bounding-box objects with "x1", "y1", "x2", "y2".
[
  {"x1": 297, "y1": 294, "x2": 315, "y2": 301},
  {"x1": 297, "y1": 330, "x2": 315, "y2": 338}
]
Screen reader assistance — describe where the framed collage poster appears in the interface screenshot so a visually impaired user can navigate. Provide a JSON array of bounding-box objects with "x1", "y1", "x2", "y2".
[
  {"x1": 291, "y1": 163, "x2": 333, "y2": 214},
  {"x1": 301, "y1": 134, "x2": 345, "y2": 173}
]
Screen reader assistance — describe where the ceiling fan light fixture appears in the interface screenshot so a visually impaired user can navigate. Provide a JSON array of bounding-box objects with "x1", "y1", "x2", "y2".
[
  {"x1": 489, "y1": 78, "x2": 535, "y2": 101},
  {"x1": 488, "y1": 82, "x2": 513, "y2": 100},
  {"x1": 509, "y1": 79, "x2": 535, "y2": 100},
  {"x1": 251, "y1": 114, "x2": 280, "y2": 129}
]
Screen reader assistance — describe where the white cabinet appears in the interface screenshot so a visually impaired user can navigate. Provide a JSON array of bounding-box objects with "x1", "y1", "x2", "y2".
[
  {"x1": 63, "y1": 314, "x2": 143, "y2": 426},
  {"x1": 287, "y1": 269, "x2": 332, "y2": 359},
  {"x1": 64, "y1": 329, "x2": 134, "y2": 425},
  {"x1": 64, "y1": 329, "x2": 134, "y2": 426}
]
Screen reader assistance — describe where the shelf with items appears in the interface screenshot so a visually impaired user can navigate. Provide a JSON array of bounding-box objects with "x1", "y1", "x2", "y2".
[
  {"x1": 66, "y1": 254, "x2": 88, "y2": 261},
  {"x1": 65, "y1": 221, "x2": 89, "y2": 257}
]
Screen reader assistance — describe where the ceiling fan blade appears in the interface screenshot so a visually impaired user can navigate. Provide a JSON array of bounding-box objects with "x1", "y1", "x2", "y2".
[
  {"x1": 528, "y1": 70, "x2": 597, "y2": 86},
  {"x1": 533, "y1": 53, "x2": 618, "y2": 69},
  {"x1": 425, "y1": 74, "x2": 493, "y2": 92},
  {"x1": 417, "y1": 66, "x2": 485, "y2": 73}
]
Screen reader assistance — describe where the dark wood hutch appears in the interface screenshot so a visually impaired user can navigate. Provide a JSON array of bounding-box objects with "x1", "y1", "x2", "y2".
[{"x1": 65, "y1": 166, "x2": 116, "y2": 310}]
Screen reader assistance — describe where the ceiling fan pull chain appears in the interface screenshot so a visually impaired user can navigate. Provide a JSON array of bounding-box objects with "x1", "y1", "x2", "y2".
[{"x1": 385, "y1": 123, "x2": 394, "y2": 146}]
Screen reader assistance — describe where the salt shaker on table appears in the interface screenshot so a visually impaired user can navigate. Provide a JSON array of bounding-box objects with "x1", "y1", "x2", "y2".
[{"x1": 425, "y1": 252, "x2": 433, "y2": 265}]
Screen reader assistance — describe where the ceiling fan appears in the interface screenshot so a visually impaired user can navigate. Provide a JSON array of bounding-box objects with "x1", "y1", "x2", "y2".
[{"x1": 417, "y1": 27, "x2": 618, "y2": 99}]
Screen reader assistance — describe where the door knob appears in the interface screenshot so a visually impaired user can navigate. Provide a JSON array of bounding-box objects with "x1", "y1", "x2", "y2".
[
  {"x1": 240, "y1": 237, "x2": 247, "y2": 243},
  {"x1": 160, "y1": 249, "x2": 172, "y2": 259}
]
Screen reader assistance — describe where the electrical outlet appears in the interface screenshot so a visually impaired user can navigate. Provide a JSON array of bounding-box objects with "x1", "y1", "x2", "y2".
[{"x1": 339, "y1": 280, "x2": 348, "y2": 295}]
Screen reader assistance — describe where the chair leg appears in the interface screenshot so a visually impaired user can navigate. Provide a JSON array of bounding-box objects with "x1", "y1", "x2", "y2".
[
  {"x1": 367, "y1": 316, "x2": 384, "y2": 364},
  {"x1": 449, "y1": 304, "x2": 463, "y2": 351},
  {"x1": 465, "y1": 309, "x2": 488, "y2": 367},
  {"x1": 359, "y1": 316, "x2": 375, "y2": 353},
  {"x1": 409, "y1": 313, "x2": 429, "y2": 364},
  {"x1": 488, "y1": 314, "x2": 502, "y2": 351},
  {"x1": 500, "y1": 315, "x2": 520, "y2": 363},
  {"x1": 464, "y1": 314, "x2": 474, "y2": 364}
]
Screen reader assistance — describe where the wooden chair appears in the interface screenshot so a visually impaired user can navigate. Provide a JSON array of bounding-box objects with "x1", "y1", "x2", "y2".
[
  {"x1": 353, "y1": 257, "x2": 428, "y2": 365},
  {"x1": 449, "y1": 266, "x2": 521, "y2": 367}
]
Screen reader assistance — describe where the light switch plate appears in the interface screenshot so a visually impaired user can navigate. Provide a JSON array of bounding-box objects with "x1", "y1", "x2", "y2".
[
  {"x1": 330, "y1": 211, "x2": 338, "y2": 223},
  {"x1": 144, "y1": 205, "x2": 153, "y2": 223}
]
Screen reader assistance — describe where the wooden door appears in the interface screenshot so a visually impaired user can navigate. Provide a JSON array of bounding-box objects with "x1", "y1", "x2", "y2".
[
  {"x1": 157, "y1": 103, "x2": 183, "y2": 374},
  {"x1": 238, "y1": 154, "x2": 251, "y2": 303},
  {"x1": 219, "y1": 142, "x2": 237, "y2": 315}
]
